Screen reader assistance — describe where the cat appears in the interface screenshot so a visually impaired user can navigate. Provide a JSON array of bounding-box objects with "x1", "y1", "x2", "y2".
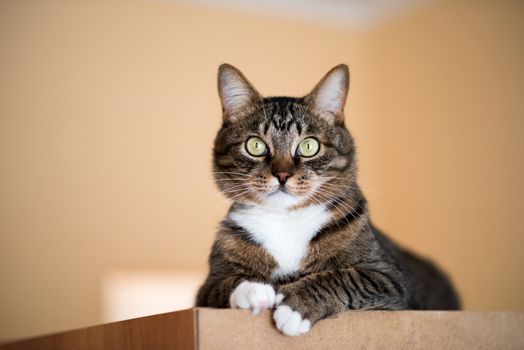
[{"x1": 196, "y1": 63, "x2": 460, "y2": 336}]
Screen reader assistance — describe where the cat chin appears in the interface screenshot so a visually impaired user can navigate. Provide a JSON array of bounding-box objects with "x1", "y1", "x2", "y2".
[{"x1": 264, "y1": 190, "x2": 302, "y2": 209}]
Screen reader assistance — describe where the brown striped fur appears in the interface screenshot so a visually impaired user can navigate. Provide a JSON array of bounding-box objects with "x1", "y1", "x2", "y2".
[{"x1": 196, "y1": 64, "x2": 460, "y2": 331}]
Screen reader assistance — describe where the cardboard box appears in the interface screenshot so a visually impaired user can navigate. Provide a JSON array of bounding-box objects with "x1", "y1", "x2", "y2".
[{"x1": 2, "y1": 308, "x2": 524, "y2": 349}]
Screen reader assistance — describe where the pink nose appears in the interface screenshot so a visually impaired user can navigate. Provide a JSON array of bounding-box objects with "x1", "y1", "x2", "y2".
[{"x1": 275, "y1": 172, "x2": 291, "y2": 185}]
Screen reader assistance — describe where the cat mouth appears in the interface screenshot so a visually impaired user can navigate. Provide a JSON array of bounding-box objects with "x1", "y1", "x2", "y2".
[{"x1": 267, "y1": 186, "x2": 293, "y2": 197}]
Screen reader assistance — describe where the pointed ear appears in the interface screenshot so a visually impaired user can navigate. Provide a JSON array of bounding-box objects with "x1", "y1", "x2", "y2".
[
  {"x1": 217, "y1": 64, "x2": 261, "y2": 120},
  {"x1": 305, "y1": 64, "x2": 349, "y2": 123}
]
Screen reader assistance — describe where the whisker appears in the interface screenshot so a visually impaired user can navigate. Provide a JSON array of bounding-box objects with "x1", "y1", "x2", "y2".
[
  {"x1": 209, "y1": 188, "x2": 253, "y2": 214},
  {"x1": 186, "y1": 174, "x2": 253, "y2": 189},
  {"x1": 321, "y1": 176, "x2": 381, "y2": 194},
  {"x1": 219, "y1": 183, "x2": 254, "y2": 194},
  {"x1": 319, "y1": 181, "x2": 381, "y2": 197},
  {"x1": 206, "y1": 181, "x2": 254, "y2": 199},
  {"x1": 313, "y1": 190, "x2": 354, "y2": 233},
  {"x1": 213, "y1": 178, "x2": 252, "y2": 183},
  {"x1": 210, "y1": 171, "x2": 251, "y2": 177},
  {"x1": 320, "y1": 182, "x2": 359, "y2": 192},
  {"x1": 314, "y1": 188, "x2": 358, "y2": 216},
  {"x1": 314, "y1": 187, "x2": 373, "y2": 233}
]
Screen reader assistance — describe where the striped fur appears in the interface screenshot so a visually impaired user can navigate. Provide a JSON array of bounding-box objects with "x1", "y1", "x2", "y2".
[{"x1": 196, "y1": 64, "x2": 460, "y2": 336}]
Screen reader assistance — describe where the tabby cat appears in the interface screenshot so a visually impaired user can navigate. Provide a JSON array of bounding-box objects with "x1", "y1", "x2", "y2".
[{"x1": 196, "y1": 64, "x2": 460, "y2": 336}]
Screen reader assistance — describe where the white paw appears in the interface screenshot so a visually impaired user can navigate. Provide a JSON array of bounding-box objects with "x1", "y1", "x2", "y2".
[
  {"x1": 273, "y1": 305, "x2": 311, "y2": 336},
  {"x1": 229, "y1": 281, "x2": 276, "y2": 315}
]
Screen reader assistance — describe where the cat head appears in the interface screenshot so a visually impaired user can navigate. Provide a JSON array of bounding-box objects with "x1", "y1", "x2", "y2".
[{"x1": 213, "y1": 64, "x2": 356, "y2": 209}]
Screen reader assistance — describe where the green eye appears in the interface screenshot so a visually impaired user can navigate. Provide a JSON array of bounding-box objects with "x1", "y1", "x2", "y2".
[
  {"x1": 297, "y1": 138, "x2": 320, "y2": 157},
  {"x1": 245, "y1": 137, "x2": 268, "y2": 157}
]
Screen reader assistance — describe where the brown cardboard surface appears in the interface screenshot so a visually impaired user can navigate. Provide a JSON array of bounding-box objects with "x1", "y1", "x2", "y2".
[
  {"x1": 2, "y1": 309, "x2": 524, "y2": 349},
  {"x1": 197, "y1": 309, "x2": 524, "y2": 350},
  {"x1": 0, "y1": 309, "x2": 196, "y2": 350}
]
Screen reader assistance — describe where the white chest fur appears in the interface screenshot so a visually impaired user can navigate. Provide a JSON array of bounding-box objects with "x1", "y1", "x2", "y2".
[{"x1": 229, "y1": 201, "x2": 331, "y2": 277}]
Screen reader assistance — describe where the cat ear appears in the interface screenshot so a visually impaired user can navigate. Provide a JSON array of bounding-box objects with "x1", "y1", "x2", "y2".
[
  {"x1": 217, "y1": 64, "x2": 261, "y2": 120},
  {"x1": 305, "y1": 64, "x2": 349, "y2": 124}
]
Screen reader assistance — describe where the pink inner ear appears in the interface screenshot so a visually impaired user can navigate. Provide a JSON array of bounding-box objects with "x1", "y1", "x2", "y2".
[
  {"x1": 313, "y1": 68, "x2": 348, "y2": 115},
  {"x1": 218, "y1": 65, "x2": 260, "y2": 118},
  {"x1": 220, "y1": 73, "x2": 251, "y2": 114}
]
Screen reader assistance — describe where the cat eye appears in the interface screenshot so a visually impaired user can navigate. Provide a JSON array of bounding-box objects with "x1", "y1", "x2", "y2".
[
  {"x1": 297, "y1": 138, "x2": 320, "y2": 157},
  {"x1": 245, "y1": 137, "x2": 268, "y2": 157}
]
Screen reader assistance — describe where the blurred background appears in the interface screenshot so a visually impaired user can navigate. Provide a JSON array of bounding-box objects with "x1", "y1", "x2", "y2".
[{"x1": 1, "y1": 0, "x2": 523, "y2": 341}]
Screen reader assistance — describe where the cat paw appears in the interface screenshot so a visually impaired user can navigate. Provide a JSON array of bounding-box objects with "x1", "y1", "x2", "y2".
[
  {"x1": 273, "y1": 305, "x2": 311, "y2": 336},
  {"x1": 229, "y1": 281, "x2": 276, "y2": 315}
]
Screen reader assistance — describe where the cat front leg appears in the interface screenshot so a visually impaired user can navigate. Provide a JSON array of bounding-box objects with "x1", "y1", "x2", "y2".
[
  {"x1": 197, "y1": 273, "x2": 278, "y2": 315},
  {"x1": 273, "y1": 268, "x2": 407, "y2": 336}
]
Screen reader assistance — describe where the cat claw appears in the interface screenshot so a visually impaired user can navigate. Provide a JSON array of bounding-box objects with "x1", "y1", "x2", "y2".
[
  {"x1": 229, "y1": 281, "x2": 276, "y2": 315},
  {"x1": 273, "y1": 305, "x2": 311, "y2": 336}
]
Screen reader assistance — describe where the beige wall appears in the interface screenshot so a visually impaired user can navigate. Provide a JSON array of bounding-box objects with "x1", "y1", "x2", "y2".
[
  {"x1": 0, "y1": 0, "x2": 523, "y2": 340},
  {"x1": 358, "y1": 0, "x2": 524, "y2": 311}
]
